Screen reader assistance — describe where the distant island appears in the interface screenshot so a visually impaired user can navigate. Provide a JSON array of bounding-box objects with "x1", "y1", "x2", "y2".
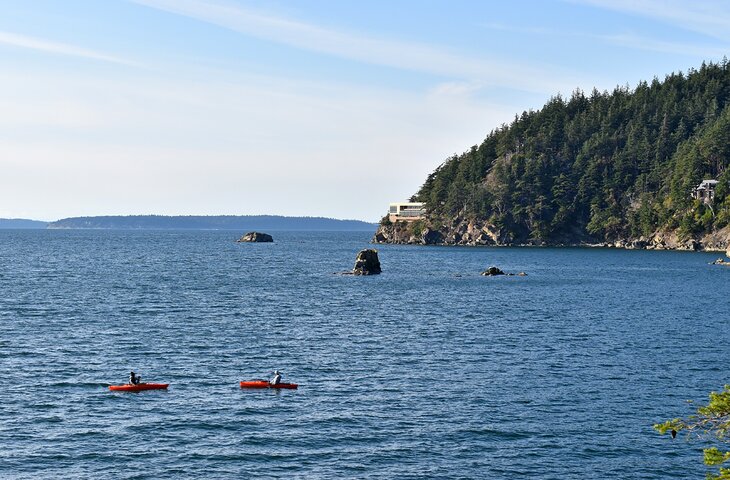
[
  {"x1": 0, "y1": 219, "x2": 48, "y2": 229},
  {"x1": 46, "y1": 215, "x2": 376, "y2": 231},
  {"x1": 376, "y1": 59, "x2": 730, "y2": 252}
]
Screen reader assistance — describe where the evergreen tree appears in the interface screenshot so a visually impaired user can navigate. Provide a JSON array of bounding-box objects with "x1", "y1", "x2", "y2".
[{"x1": 412, "y1": 61, "x2": 730, "y2": 242}]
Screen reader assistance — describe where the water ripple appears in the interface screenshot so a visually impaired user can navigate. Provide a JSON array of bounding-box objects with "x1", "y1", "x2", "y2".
[{"x1": 1, "y1": 230, "x2": 728, "y2": 479}]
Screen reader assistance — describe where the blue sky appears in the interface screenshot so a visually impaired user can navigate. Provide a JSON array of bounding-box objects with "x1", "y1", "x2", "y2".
[{"x1": 1, "y1": 0, "x2": 729, "y2": 221}]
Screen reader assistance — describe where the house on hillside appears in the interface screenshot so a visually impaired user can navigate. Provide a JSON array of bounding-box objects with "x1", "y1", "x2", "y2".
[
  {"x1": 388, "y1": 202, "x2": 426, "y2": 222},
  {"x1": 692, "y1": 179, "x2": 719, "y2": 204}
]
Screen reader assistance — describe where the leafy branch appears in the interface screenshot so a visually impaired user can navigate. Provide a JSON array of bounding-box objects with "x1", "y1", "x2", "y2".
[{"x1": 655, "y1": 385, "x2": 730, "y2": 480}]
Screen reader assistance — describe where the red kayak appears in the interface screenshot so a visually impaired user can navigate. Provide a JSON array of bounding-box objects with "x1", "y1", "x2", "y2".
[
  {"x1": 240, "y1": 380, "x2": 298, "y2": 389},
  {"x1": 109, "y1": 383, "x2": 169, "y2": 392}
]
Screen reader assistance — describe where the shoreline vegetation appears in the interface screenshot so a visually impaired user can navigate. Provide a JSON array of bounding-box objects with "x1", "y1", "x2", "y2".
[{"x1": 378, "y1": 60, "x2": 730, "y2": 254}]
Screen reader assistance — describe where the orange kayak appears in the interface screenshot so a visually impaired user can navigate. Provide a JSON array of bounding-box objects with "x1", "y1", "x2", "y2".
[
  {"x1": 109, "y1": 383, "x2": 169, "y2": 392},
  {"x1": 240, "y1": 380, "x2": 298, "y2": 389}
]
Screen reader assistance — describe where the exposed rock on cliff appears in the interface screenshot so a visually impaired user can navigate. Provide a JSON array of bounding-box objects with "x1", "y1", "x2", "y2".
[
  {"x1": 421, "y1": 228, "x2": 444, "y2": 245},
  {"x1": 237, "y1": 232, "x2": 273, "y2": 243},
  {"x1": 699, "y1": 225, "x2": 730, "y2": 252},
  {"x1": 373, "y1": 219, "x2": 730, "y2": 252},
  {"x1": 373, "y1": 219, "x2": 513, "y2": 247},
  {"x1": 353, "y1": 249, "x2": 381, "y2": 275}
]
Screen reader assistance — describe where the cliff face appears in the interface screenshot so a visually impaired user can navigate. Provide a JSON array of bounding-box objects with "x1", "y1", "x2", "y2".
[
  {"x1": 373, "y1": 219, "x2": 730, "y2": 252},
  {"x1": 373, "y1": 219, "x2": 509, "y2": 246}
]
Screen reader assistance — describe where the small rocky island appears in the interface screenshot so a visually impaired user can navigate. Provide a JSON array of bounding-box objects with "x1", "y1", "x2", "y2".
[
  {"x1": 352, "y1": 249, "x2": 381, "y2": 275},
  {"x1": 237, "y1": 232, "x2": 273, "y2": 243}
]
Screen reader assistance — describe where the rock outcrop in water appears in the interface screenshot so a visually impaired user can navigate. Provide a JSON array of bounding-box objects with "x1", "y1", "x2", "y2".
[
  {"x1": 237, "y1": 232, "x2": 273, "y2": 243},
  {"x1": 480, "y1": 266, "x2": 527, "y2": 276},
  {"x1": 481, "y1": 266, "x2": 505, "y2": 276},
  {"x1": 352, "y1": 249, "x2": 381, "y2": 275}
]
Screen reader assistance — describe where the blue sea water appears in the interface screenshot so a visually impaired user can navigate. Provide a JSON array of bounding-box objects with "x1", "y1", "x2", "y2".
[{"x1": 1, "y1": 229, "x2": 729, "y2": 479}]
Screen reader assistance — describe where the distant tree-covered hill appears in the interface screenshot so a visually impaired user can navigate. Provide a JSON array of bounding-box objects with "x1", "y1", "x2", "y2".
[
  {"x1": 48, "y1": 215, "x2": 376, "y2": 231},
  {"x1": 376, "y1": 59, "x2": 730, "y2": 250},
  {"x1": 0, "y1": 219, "x2": 48, "y2": 229}
]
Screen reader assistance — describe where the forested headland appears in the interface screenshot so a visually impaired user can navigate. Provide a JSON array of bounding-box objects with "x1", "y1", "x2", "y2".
[{"x1": 375, "y1": 59, "x2": 730, "y2": 250}]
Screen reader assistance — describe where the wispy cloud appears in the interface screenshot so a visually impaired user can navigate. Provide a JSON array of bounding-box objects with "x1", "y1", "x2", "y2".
[
  {"x1": 0, "y1": 31, "x2": 135, "y2": 66},
  {"x1": 131, "y1": 0, "x2": 583, "y2": 95},
  {"x1": 569, "y1": 0, "x2": 730, "y2": 43},
  {"x1": 481, "y1": 22, "x2": 728, "y2": 58},
  {"x1": 603, "y1": 32, "x2": 728, "y2": 58}
]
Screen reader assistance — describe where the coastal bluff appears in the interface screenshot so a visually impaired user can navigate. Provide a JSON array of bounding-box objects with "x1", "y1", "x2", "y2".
[
  {"x1": 375, "y1": 62, "x2": 730, "y2": 254},
  {"x1": 373, "y1": 219, "x2": 730, "y2": 252}
]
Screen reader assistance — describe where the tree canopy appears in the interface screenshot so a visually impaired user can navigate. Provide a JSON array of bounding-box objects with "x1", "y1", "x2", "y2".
[
  {"x1": 413, "y1": 59, "x2": 730, "y2": 243},
  {"x1": 655, "y1": 385, "x2": 730, "y2": 480}
]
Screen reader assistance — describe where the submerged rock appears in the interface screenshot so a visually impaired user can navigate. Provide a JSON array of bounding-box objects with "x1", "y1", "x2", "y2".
[
  {"x1": 237, "y1": 232, "x2": 273, "y2": 243},
  {"x1": 353, "y1": 249, "x2": 381, "y2": 275}
]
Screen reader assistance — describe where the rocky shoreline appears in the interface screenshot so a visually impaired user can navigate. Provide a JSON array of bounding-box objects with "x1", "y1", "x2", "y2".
[{"x1": 373, "y1": 218, "x2": 730, "y2": 253}]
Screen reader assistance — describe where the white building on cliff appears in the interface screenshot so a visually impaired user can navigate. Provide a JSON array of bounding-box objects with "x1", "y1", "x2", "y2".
[
  {"x1": 692, "y1": 179, "x2": 718, "y2": 204},
  {"x1": 388, "y1": 202, "x2": 426, "y2": 222}
]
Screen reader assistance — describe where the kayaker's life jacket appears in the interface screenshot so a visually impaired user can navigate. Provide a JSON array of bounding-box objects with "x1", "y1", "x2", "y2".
[
  {"x1": 270, "y1": 374, "x2": 281, "y2": 385},
  {"x1": 130, "y1": 373, "x2": 140, "y2": 385}
]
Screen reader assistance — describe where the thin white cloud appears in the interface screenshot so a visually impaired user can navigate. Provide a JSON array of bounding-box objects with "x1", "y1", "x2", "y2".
[
  {"x1": 0, "y1": 31, "x2": 135, "y2": 66},
  {"x1": 131, "y1": 0, "x2": 583, "y2": 95},
  {"x1": 480, "y1": 22, "x2": 557, "y2": 36},
  {"x1": 569, "y1": 0, "x2": 730, "y2": 43},
  {"x1": 604, "y1": 33, "x2": 728, "y2": 58},
  {"x1": 429, "y1": 81, "x2": 486, "y2": 97},
  {"x1": 481, "y1": 22, "x2": 728, "y2": 58}
]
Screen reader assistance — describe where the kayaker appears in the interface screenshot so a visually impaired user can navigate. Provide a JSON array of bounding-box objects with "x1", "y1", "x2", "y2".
[
  {"x1": 270, "y1": 370, "x2": 282, "y2": 386},
  {"x1": 129, "y1": 371, "x2": 141, "y2": 385}
]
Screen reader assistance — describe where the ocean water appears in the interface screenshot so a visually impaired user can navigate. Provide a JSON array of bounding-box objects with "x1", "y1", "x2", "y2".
[{"x1": 1, "y1": 229, "x2": 728, "y2": 479}]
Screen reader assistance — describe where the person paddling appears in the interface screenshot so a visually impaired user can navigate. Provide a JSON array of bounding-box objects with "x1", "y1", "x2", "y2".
[
  {"x1": 129, "y1": 371, "x2": 141, "y2": 385},
  {"x1": 270, "y1": 370, "x2": 282, "y2": 386}
]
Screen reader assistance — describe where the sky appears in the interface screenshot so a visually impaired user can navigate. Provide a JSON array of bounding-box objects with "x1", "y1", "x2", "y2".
[{"x1": 1, "y1": 1, "x2": 729, "y2": 222}]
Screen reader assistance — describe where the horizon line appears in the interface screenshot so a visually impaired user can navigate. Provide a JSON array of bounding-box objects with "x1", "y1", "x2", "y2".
[{"x1": 0, "y1": 214, "x2": 379, "y2": 224}]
